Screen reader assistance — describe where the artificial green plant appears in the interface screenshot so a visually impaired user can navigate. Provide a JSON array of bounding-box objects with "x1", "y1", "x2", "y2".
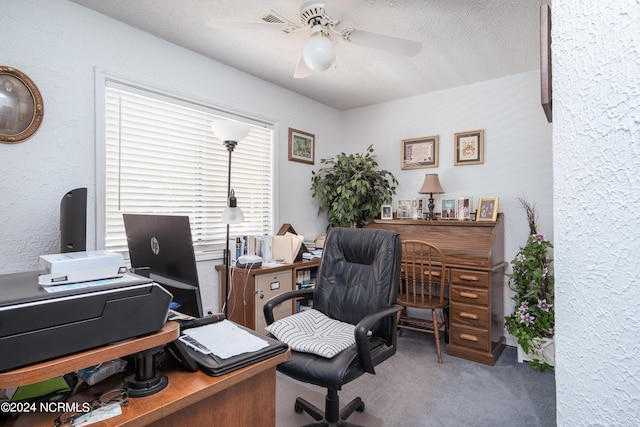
[{"x1": 310, "y1": 145, "x2": 397, "y2": 229}]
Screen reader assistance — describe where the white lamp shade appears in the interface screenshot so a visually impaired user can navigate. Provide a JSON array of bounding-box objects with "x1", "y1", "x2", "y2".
[
  {"x1": 221, "y1": 206, "x2": 244, "y2": 224},
  {"x1": 212, "y1": 119, "x2": 250, "y2": 142},
  {"x1": 303, "y1": 27, "x2": 335, "y2": 72}
]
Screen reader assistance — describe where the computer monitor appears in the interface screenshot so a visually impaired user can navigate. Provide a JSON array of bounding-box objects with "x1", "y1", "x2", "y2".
[{"x1": 123, "y1": 213, "x2": 203, "y2": 318}]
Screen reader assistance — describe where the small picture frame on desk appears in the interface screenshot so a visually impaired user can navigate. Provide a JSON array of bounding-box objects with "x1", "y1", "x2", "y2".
[
  {"x1": 396, "y1": 199, "x2": 413, "y2": 219},
  {"x1": 441, "y1": 199, "x2": 457, "y2": 220},
  {"x1": 381, "y1": 204, "x2": 393, "y2": 220},
  {"x1": 477, "y1": 197, "x2": 499, "y2": 221},
  {"x1": 456, "y1": 197, "x2": 472, "y2": 220}
]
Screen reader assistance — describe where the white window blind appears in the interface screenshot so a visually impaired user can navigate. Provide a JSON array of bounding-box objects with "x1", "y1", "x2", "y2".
[{"x1": 103, "y1": 81, "x2": 273, "y2": 259}]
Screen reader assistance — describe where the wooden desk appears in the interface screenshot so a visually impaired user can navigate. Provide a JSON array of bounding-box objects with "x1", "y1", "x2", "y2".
[
  {"x1": 0, "y1": 322, "x2": 179, "y2": 389},
  {"x1": 3, "y1": 322, "x2": 290, "y2": 426},
  {"x1": 366, "y1": 215, "x2": 507, "y2": 365}
]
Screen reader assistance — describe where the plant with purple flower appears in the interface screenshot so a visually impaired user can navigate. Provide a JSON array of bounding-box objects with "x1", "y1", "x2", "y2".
[{"x1": 504, "y1": 198, "x2": 554, "y2": 372}]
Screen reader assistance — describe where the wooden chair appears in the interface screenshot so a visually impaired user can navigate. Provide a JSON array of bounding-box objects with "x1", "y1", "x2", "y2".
[{"x1": 397, "y1": 240, "x2": 449, "y2": 363}]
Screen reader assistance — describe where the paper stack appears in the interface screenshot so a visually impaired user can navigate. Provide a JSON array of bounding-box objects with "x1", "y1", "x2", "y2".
[{"x1": 272, "y1": 232, "x2": 304, "y2": 264}]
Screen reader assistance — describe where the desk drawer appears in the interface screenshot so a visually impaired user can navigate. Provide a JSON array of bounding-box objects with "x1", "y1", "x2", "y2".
[
  {"x1": 255, "y1": 271, "x2": 293, "y2": 299},
  {"x1": 451, "y1": 269, "x2": 489, "y2": 288},
  {"x1": 451, "y1": 302, "x2": 489, "y2": 329},
  {"x1": 255, "y1": 271, "x2": 292, "y2": 334},
  {"x1": 450, "y1": 285, "x2": 489, "y2": 306},
  {"x1": 450, "y1": 325, "x2": 490, "y2": 351}
]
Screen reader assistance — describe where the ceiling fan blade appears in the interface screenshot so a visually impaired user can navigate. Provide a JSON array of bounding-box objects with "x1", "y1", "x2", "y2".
[
  {"x1": 323, "y1": 0, "x2": 361, "y2": 22},
  {"x1": 346, "y1": 29, "x2": 423, "y2": 57},
  {"x1": 206, "y1": 20, "x2": 295, "y2": 32},
  {"x1": 294, "y1": 55, "x2": 313, "y2": 79}
]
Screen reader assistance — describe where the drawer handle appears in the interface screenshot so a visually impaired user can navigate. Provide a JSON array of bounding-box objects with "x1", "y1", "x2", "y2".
[
  {"x1": 460, "y1": 312, "x2": 479, "y2": 320},
  {"x1": 460, "y1": 333, "x2": 479, "y2": 342},
  {"x1": 423, "y1": 270, "x2": 441, "y2": 277},
  {"x1": 459, "y1": 274, "x2": 479, "y2": 281},
  {"x1": 459, "y1": 291, "x2": 479, "y2": 299}
]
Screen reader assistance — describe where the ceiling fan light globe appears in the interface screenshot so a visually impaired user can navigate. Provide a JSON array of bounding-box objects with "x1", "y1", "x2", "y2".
[{"x1": 302, "y1": 34, "x2": 335, "y2": 72}]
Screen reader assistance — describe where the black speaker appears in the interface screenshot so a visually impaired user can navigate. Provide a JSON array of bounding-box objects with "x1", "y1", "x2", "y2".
[{"x1": 60, "y1": 187, "x2": 87, "y2": 253}]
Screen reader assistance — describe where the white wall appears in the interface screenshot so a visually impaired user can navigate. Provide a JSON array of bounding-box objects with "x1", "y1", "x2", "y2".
[
  {"x1": 343, "y1": 71, "x2": 554, "y2": 339},
  {"x1": 553, "y1": 2, "x2": 640, "y2": 425},
  {"x1": 0, "y1": 0, "x2": 342, "y2": 311},
  {"x1": 5, "y1": 0, "x2": 640, "y2": 424},
  {"x1": 0, "y1": 0, "x2": 554, "y2": 331}
]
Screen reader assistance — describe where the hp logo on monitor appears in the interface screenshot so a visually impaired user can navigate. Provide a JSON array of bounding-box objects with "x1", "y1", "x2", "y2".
[{"x1": 150, "y1": 237, "x2": 160, "y2": 255}]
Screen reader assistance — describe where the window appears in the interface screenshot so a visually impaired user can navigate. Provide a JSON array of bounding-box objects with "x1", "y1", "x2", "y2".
[{"x1": 99, "y1": 79, "x2": 273, "y2": 260}]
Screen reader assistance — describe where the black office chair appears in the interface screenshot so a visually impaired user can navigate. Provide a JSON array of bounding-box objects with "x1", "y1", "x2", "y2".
[{"x1": 264, "y1": 227, "x2": 402, "y2": 426}]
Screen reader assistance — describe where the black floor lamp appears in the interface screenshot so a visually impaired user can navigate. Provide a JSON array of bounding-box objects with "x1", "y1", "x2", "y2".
[{"x1": 212, "y1": 119, "x2": 250, "y2": 317}]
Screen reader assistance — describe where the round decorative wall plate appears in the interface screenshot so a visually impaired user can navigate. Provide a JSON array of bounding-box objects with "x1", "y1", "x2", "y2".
[{"x1": 0, "y1": 66, "x2": 44, "y2": 143}]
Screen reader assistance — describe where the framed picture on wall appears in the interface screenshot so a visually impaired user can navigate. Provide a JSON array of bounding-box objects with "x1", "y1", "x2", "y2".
[
  {"x1": 0, "y1": 66, "x2": 44, "y2": 144},
  {"x1": 540, "y1": 4, "x2": 552, "y2": 123},
  {"x1": 477, "y1": 197, "x2": 499, "y2": 222},
  {"x1": 454, "y1": 130, "x2": 484, "y2": 166},
  {"x1": 288, "y1": 128, "x2": 315, "y2": 164},
  {"x1": 401, "y1": 136, "x2": 439, "y2": 169}
]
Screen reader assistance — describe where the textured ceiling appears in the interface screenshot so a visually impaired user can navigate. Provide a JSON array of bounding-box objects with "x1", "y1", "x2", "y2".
[{"x1": 69, "y1": 0, "x2": 543, "y2": 110}]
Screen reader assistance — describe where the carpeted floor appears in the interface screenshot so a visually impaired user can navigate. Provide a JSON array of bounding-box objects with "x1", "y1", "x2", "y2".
[{"x1": 276, "y1": 329, "x2": 556, "y2": 426}]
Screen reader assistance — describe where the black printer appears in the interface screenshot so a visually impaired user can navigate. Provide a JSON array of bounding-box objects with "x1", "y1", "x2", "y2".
[{"x1": 0, "y1": 271, "x2": 172, "y2": 372}]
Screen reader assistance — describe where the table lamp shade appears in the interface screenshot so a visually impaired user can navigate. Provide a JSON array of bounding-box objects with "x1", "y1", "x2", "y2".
[{"x1": 418, "y1": 174, "x2": 444, "y2": 194}]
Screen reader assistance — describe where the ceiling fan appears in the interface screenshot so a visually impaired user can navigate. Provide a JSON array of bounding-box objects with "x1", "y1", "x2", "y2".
[{"x1": 207, "y1": 0, "x2": 423, "y2": 78}]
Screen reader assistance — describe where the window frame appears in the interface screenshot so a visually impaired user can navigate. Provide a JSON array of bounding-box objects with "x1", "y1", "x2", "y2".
[{"x1": 95, "y1": 70, "x2": 278, "y2": 261}]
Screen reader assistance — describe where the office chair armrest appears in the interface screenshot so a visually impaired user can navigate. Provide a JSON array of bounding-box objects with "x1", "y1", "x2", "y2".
[
  {"x1": 354, "y1": 304, "x2": 403, "y2": 374},
  {"x1": 263, "y1": 288, "x2": 315, "y2": 325}
]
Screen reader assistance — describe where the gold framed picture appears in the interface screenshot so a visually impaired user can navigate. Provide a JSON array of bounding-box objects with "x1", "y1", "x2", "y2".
[
  {"x1": 401, "y1": 136, "x2": 439, "y2": 169},
  {"x1": 0, "y1": 66, "x2": 44, "y2": 144},
  {"x1": 454, "y1": 130, "x2": 484, "y2": 166},
  {"x1": 476, "y1": 197, "x2": 499, "y2": 222}
]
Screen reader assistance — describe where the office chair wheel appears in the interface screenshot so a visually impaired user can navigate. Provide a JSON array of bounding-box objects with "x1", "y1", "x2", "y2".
[
  {"x1": 295, "y1": 402, "x2": 304, "y2": 413},
  {"x1": 356, "y1": 402, "x2": 365, "y2": 412}
]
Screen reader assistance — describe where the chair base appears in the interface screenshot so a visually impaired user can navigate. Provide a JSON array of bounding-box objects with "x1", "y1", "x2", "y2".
[{"x1": 294, "y1": 388, "x2": 366, "y2": 427}]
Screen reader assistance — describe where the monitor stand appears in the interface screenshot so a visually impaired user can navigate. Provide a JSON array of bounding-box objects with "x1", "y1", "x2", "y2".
[{"x1": 126, "y1": 346, "x2": 168, "y2": 397}]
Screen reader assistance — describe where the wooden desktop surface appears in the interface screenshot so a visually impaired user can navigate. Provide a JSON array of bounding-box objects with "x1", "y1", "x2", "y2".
[
  {"x1": 3, "y1": 321, "x2": 290, "y2": 426},
  {"x1": 0, "y1": 322, "x2": 180, "y2": 389}
]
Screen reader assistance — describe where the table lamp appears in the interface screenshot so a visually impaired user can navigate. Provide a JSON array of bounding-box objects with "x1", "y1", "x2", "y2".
[{"x1": 418, "y1": 174, "x2": 444, "y2": 220}]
